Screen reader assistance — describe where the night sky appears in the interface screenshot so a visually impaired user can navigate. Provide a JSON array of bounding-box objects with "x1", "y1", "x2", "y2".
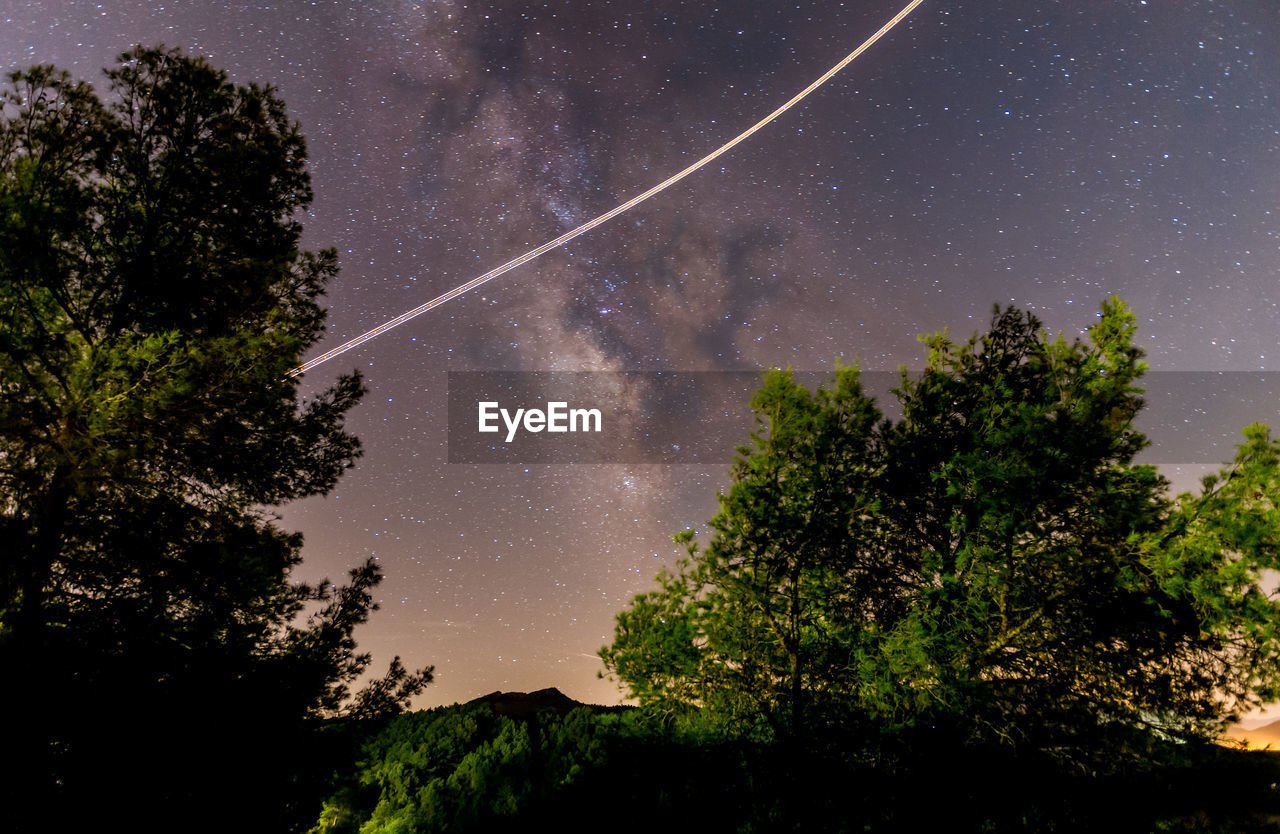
[{"x1": 6, "y1": 1, "x2": 1279, "y2": 709}]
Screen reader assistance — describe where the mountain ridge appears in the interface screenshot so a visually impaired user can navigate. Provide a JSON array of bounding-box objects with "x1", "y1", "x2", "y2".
[{"x1": 465, "y1": 687, "x2": 633, "y2": 719}]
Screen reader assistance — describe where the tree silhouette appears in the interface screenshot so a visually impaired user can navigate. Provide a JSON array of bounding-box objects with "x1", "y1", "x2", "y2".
[
  {"x1": 602, "y1": 298, "x2": 1280, "y2": 763},
  {"x1": 602, "y1": 366, "x2": 885, "y2": 739},
  {"x1": 0, "y1": 47, "x2": 428, "y2": 831}
]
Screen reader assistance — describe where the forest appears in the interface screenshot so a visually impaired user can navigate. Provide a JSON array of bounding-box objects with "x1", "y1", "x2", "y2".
[{"x1": 4, "y1": 47, "x2": 1280, "y2": 834}]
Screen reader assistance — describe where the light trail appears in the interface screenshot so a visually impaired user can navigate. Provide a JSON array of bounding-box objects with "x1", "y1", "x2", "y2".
[{"x1": 287, "y1": 0, "x2": 924, "y2": 378}]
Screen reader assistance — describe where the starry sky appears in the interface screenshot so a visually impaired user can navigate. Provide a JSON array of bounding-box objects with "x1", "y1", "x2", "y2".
[{"x1": 6, "y1": 0, "x2": 1279, "y2": 709}]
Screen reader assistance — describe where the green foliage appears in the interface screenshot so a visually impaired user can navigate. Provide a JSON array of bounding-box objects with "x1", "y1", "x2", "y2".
[
  {"x1": 314, "y1": 705, "x2": 627, "y2": 834},
  {"x1": 319, "y1": 702, "x2": 1280, "y2": 833},
  {"x1": 603, "y1": 364, "x2": 885, "y2": 739},
  {"x1": 0, "y1": 47, "x2": 429, "y2": 830},
  {"x1": 313, "y1": 703, "x2": 809, "y2": 834},
  {"x1": 602, "y1": 298, "x2": 1280, "y2": 763}
]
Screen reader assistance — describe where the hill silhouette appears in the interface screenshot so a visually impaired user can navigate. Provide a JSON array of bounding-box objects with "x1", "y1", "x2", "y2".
[
  {"x1": 465, "y1": 687, "x2": 633, "y2": 719},
  {"x1": 1229, "y1": 719, "x2": 1280, "y2": 750}
]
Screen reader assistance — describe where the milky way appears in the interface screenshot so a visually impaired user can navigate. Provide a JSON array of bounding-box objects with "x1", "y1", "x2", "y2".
[
  {"x1": 5, "y1": 1, "x2": 1279, "y2": 708},
  {"x1": 288, "y1": 0, "x2": 922, "y2": 378}
]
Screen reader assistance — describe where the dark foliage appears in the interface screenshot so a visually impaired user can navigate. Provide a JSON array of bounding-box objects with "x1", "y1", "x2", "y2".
[
  {"x1": 602, "y1": 300, "x2": 1280, "y2": 765},
  {"x1": 0, "y1": 47, "x2": 429, "y2": 831},
  {"x1": 316, "y1": 701, "x2": 1280, "y2": 833}
]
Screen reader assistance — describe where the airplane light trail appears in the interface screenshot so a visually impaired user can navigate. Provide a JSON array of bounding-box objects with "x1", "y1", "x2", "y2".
[{"x1": 287, "y1": 0, "x2": 924, "y2": 378}]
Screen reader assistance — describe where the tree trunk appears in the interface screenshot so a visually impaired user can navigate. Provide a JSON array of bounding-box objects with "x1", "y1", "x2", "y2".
[
  {"x1": 6, "y1": 462, "x2": 72, "y2": 831},
  {"x1": 789, "y1": 564, "x2": 803, "y2": 738}
]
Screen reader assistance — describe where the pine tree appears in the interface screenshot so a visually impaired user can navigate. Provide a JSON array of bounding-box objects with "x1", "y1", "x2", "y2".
[
  {"x1": 602, "y1": 299, "x2": 1280, "y2": 764},
  {"x1": 0, "y1": 47, "x2": 429, "y2": 830}
]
